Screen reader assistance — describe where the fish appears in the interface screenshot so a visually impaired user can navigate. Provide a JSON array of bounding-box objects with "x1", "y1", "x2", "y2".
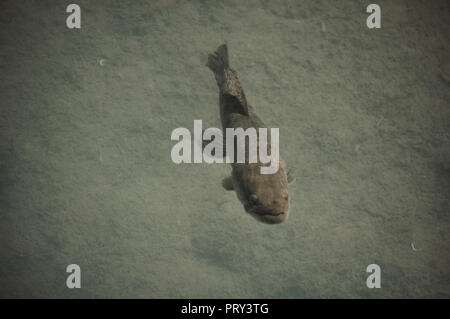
[{"x1": 206, "y1": 43, "x2": 294, "y2": 224}]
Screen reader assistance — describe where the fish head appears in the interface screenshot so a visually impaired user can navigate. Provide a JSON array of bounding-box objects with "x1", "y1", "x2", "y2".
[{"x1": 243, "y1": 172, "x2": 290, "y2": 224}]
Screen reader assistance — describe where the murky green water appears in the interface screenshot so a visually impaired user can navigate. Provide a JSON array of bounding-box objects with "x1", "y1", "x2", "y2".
[{"x1": 0, "y1": 0, "x2": 449, "y2": 298}]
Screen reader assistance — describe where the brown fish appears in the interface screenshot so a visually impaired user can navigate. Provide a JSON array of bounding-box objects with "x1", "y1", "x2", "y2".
[{"x1": 206, "y1": 44, "x2": 294, "y2": 224}]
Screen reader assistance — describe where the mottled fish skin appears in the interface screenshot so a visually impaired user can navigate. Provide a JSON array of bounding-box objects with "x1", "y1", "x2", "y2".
[{"x1": 206, "y1": 44, "x2": 292, "y2": 224}]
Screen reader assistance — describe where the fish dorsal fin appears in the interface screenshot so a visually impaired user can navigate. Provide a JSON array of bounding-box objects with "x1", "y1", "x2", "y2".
[
  {"x1": 221, "y1": 93, "x2": 249, "y2": 116},
  {"x1": 221, "y1": 69, "x2": 249, "y2": 116}
]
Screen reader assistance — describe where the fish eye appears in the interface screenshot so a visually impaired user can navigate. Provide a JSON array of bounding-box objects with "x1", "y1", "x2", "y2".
[{"x1": 249, "y1": 194, "x2": 258, "y2": 203}]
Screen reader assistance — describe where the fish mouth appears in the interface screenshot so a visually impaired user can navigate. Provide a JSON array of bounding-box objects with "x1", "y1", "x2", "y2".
[
  {"x1": 247, "y1": 206, "x2": 288, "y2": 224},
  {"x1": 263, "y1": 211, "x2": 284, "y2": 216},
  {"x1": 247, "y1": 206, "x2": 284, "y2": 216}
]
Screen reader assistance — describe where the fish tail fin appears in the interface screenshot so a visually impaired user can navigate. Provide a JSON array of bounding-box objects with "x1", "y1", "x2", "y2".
[
  {"x1": 206, "y1": 43, "x2": 249, "y2": 116},
  {"x1": 206, "y1": 43, "x2": 229, "y2": 87}
]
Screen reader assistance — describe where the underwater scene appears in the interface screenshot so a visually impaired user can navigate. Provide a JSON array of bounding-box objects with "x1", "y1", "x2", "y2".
[{"x1": 0, "y1": 0, "x2": 449, "y2": 298}]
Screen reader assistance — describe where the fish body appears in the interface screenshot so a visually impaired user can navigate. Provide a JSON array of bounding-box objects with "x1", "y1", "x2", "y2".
[{"x1": 206, "y1": 44, "x2": 293, "y2": 224}]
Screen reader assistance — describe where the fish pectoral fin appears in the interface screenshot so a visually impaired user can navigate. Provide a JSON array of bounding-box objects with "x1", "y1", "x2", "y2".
[
  {"x1": 287, "y1": 167, "x2": 296, "y2": 184},
  {"x1": 222, "y1": 176, "x2": 234, "y2": 191}
]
